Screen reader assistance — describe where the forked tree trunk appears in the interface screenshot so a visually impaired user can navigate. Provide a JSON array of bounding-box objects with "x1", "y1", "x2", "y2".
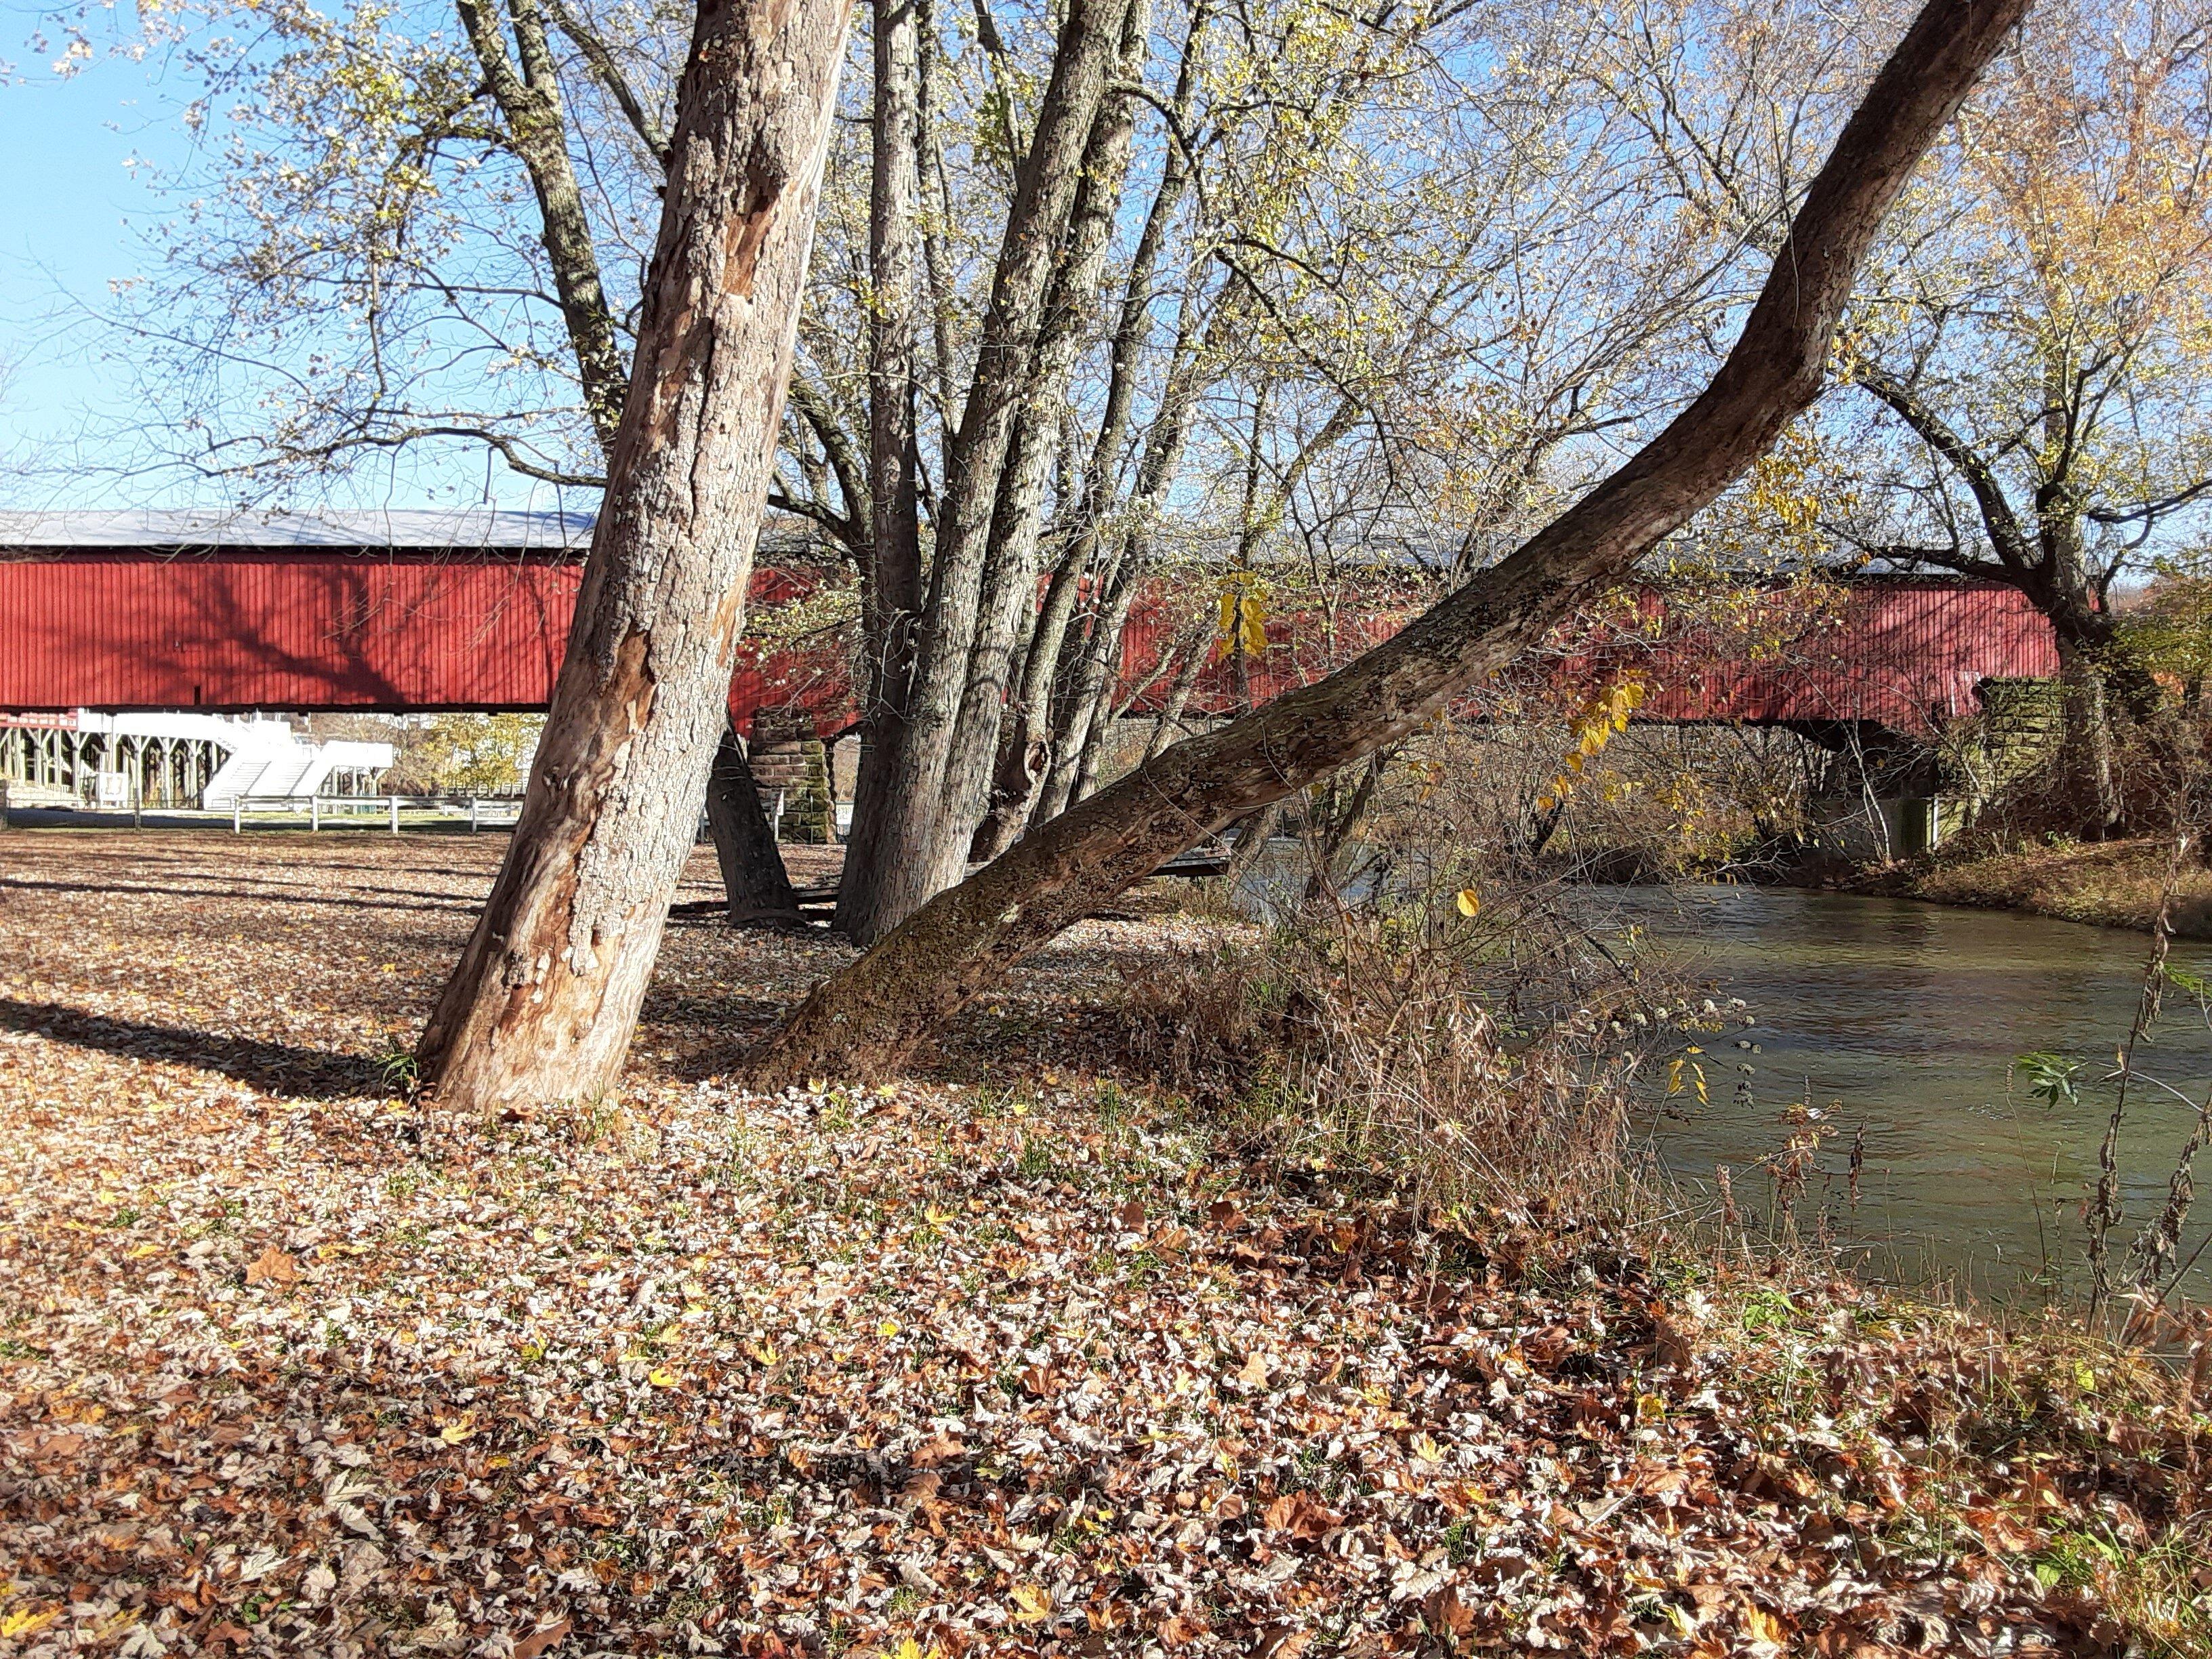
[
  {"x1": 747, "y1": 0, "x2": 2026, "y2": 1079},
  {"x1": 836, "y1": 0, "x2": 1136, "y2": 943},
  {"x1": 707, "y1": 723, "x2": 804, "y2": 921},
  {"x1": 418, "y1": 0, "x2": 852, "y2": 1109}
]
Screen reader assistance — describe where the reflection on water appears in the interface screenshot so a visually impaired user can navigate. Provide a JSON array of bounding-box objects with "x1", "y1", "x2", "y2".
[{"x1": 1605, "y1": 886, "x2": 2212, "y2": 1302}]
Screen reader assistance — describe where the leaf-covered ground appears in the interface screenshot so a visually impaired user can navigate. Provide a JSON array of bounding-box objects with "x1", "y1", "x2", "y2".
[{"x1": 1, "y1": 832, "x2": 2205, "y2": 1657}]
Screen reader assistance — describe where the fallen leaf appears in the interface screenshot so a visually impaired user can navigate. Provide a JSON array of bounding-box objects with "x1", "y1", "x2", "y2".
[
  {"x1": 1263, "y1": 1492, "x2": 1341, "y2": 1541},
  {"x1": 911, "y1": 1433, "x2": 963, "y2": 1467},
  {"x1": 1742, "y1": 1603, "x2": 1786, "y2": 1649},
  {"x1": 1010, "y1": 1583, "x2": 1052, "y2": 1624},
  {"x1": 245, "y1": 1244, "x2": 299, "y2": 1286},
  {"x1": 513, "y1": 1616, "x2": 572, "y2": 1658}
]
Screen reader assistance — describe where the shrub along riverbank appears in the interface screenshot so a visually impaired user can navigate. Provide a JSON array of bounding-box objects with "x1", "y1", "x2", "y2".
[{"x1": 1843, "y1": 836, "x2": 2212, "y2": 939}]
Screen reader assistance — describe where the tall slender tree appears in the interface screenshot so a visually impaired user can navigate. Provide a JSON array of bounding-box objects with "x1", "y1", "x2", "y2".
[{"x1": 417, "y1": 0, "x2": 852, "y2": 1109}]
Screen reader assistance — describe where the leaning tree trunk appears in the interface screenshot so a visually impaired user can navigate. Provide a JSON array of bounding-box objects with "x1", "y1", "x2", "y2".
[
  {"x1": 418, "y1": 0, "x2": 851, "y2": 1110},
  {"x1": 746, "y1": 0, "x2": 2026, "y2": 1080},
  {"x1": 706, "y1": 723, "x2": 804, "y2": 922}
]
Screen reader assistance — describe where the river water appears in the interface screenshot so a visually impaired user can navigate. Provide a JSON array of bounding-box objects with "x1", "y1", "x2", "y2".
[{"x1": 1608, "y1": 887, "x2": 2212, "y2": 1302}]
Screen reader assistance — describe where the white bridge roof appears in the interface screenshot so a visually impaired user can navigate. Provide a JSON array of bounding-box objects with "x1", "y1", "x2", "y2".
[{"x1": 0, "y1": 509, "x2": 598, "y2": 551}]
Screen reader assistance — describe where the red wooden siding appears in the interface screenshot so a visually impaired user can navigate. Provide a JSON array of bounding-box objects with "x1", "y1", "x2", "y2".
[
  {"x1": 1114, "y1": 577, "x2": 2062, "y2": 737},
  {"x1": 1, "y1": 549, "x2": 2058, "y2": 739},
  {"x1": 0, "y1": 550, "x2": 853, "y2": 738}
]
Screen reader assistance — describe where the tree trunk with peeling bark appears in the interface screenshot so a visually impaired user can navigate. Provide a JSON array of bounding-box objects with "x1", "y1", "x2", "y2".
[
  {"x1": 457, "y1": 0, "x2": 799, "y2": 920},
  {"x1": 419, "y1": 0, "x2": 852, "y2": 1110},
  {"x1": 747, "y1": 0, "x2": 2026, "y2": 1080}
]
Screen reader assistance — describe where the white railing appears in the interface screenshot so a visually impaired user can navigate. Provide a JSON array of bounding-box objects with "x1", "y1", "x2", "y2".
[{"x1": 230, "y1": 794, "x2": 526, "y2": 834}]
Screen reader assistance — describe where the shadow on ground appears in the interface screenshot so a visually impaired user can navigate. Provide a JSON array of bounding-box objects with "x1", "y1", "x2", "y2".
[{"x1": 0, "y1": 997, "x2": 394, "y2": 1099}]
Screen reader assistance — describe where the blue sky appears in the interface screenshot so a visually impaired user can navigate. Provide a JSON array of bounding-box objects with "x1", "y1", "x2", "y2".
[
  {"x1": 0, "y1": 31, "x2": 566, "y2": 513},
  {"x1": 0, "y1": 45, "x2": 178, "y2": 500}
]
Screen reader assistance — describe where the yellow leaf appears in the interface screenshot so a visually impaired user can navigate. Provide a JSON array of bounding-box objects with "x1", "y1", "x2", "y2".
[
  {"x1": 1009, "y1": 1584, "x2": 1052, "y2": 1624},
  {"x1": 438, "y1": 1415, "x2": 476, "y2": 1445},
  {"x1": 531, "y1": 1227, "x2": 553, "y2": 1245},
  {"x1": 923, "y1": 1204, "x2": 954, "y2": 1227},
  {"x1": 126, "y1": 1242, "x2": 162, "y2": 1259},
  {"x1": 1410, "y1": 1431, "x2": 1445, "y2": 1463},
  {"x1": 1454, "y1": 888, "x2": 1481, "y2": 918},
  {"x1": 878, "y1": 1319, "x2": 901, "y2": 1339},
  {"x1": 1742, "y1": 1603, "x2": 1783, "y2": 1645},
  {"x1": 1, "y1": 1608, "x2": 60, "y2": 1639},
  {"x1": 647, "y1": 1367, "x2": 678, "y2": 1389}
]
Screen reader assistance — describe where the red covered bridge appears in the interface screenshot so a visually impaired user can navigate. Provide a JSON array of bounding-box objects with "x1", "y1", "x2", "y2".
[{"x1": 0, "y1": 512, "x2": 2060, "y2": 739}]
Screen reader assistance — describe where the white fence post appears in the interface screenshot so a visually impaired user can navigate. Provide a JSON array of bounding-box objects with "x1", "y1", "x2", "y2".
[
  {"x1": 390, "y1": 796, "x2": 401, "y2": 836},
  {"x1": 233, "y1": 798, "x2": 243, "y2": 834},
  {"x1": 310, "y1": 795, "x2": 321, "y2": 832}
]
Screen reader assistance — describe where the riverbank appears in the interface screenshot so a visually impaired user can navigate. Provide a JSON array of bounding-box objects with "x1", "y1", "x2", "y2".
[
  {"x1": 3, "y1": 833, "x2": 2209, "y2": 1654},
  {"x1": 1842, "y1": 836, "x2": 2212, "y2": 939}
]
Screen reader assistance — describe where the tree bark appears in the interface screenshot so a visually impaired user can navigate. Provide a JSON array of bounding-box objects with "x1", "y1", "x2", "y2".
[
  {"x1": 836, "y1": 0, "x2": 1136, "y2": 942},
  {"x1": 457, "y1": 0, "x2": 799, "y2": 918},
  {"x1": 969, "y1": 0, "x2": 1204, "y2": 862},
  {"x1": 707, "y1": 722, "x2": 804, "y2": 920},
  {"x1": 923, "y1": 0, "x2": 1141, "y2": 882},
  {"x1": 419, "y1": 0, "x2": 853, "y2": 1109},
  {"x1": 745, "y1": 0, "x2": 2026, "y2": 1080},
  {"x1": 835, "y1": 0, "x2": 928, "y2": 937}
]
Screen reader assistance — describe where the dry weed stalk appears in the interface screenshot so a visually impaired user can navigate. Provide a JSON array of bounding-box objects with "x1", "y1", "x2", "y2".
[{"x1": 1123, "y1": 860, "x2": 1662, "y2": 1235}]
